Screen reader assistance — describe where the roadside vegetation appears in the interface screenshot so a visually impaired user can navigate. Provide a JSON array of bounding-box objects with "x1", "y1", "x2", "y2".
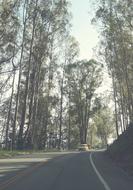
[{"x1": 0, "y1": 149, "x2": 30, "y2": 158}]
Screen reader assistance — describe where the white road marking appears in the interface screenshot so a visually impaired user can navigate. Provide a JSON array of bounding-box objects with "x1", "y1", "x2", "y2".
[
  {"x1": 90, "y1": 152, "x2": 111, "y2": 190},
  {"x1": 0, "y1": 158, "x2": 50, "y2": 163},
  {"x1": 0, "y1": 165, "x2": 28, "y2": 170},
  {"x1": 0, "y1": 174, "x2": 5, "y2": 178},
  {"x1": 0, "y1": 164, "x2": 29, "y2": 178}
]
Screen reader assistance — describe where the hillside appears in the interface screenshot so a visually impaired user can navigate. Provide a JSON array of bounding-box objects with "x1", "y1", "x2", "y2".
[{"x1": 107, "y1": 123, "x2": 133, "y2": 176}]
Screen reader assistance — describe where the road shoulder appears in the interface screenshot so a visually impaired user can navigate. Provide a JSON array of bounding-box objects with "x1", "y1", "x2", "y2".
[{"x1": 92, "y1": 151, "x2": 133, "y2": 190}]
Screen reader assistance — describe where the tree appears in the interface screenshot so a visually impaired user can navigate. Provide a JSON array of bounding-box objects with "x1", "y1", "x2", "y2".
[
  {"x1": 93, "y1": 0, "x2": 133, "y2": 138},
  {"x1": 66, "y1": 59, "x2": 102, "y2": 145},
  {"x1": 16, "y1": 0, "x2": 71, "y2": 149},
  {"x1": 93, "y1": 107, "x2": 115, "y2": 147},
  {"x1": 57, "y1": 36, "x2": 79, "y2": 149},
  {"x1": 0, "y1": 0, "x2": 72, "y2": 150}
]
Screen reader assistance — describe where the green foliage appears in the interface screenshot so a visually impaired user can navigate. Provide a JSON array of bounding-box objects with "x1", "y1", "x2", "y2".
[
  {"x1": 93, "y1": 0, "x2": 133, "y2": 137},
  {"x1": 0, "y1": 0, "x2": 107, "y2": 151},
  {"x1": 88, "y1": 106, "x2": 115, "y2": 149},
  {"x1": 65, "y1": 59, "x2": 103, "y2": 145},
  {"x1": 94, "y1": 107, "x2": 115, "y2": 146},
  {"x1": 0, "y1": 149, "x2": 30, "y2": 159}
]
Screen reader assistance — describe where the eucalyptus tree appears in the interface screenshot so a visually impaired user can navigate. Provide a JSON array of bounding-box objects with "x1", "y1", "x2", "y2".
[
  {"x1": 67, "y1": 60, "x2": 102, "y2": 145},
  {"x1": 0, "y1": 0, "x2": 21, "y2": 149},
  {"x1": 54, "y1": 36, "x2": 79, "y2": 149},
  {"x1": 93, "y1": 107, "x2": 115, "y2": 147},
  {"x1": 16, "y1": 0, "x2": 71, "y2": 149},
  {"x1": 0, "y1": 0, "x2": 72, "y2": 150},
  {"x1": 93, "y1": 0, "x2": 133, "y2": 137},
  {"x1": 63, "y1": 36, "x2": 79, "y2": 149},
  {"x1": 12, "y1": 0, "x2": 71, "y2": 150}
]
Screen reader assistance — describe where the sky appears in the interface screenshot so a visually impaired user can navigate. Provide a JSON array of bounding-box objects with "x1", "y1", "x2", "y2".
[
  {"x1": 70, "y1": 0, "x2": 99, "y2": 60},
  {"x1": 70, "y1": 0, "x2": 113, "y2": 96}
]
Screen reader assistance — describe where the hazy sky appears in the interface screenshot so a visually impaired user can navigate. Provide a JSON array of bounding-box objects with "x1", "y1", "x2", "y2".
[
  {"x1": 70, "y1": 0, "x2": 112, "y2": 94},
  {"x1": 70, "y1": 0, "x2": 99, "y2": 60}
]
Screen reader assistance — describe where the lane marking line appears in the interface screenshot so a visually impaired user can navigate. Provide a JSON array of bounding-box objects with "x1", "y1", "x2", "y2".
[
  {"x1": 90, "y1": 152, "x2": 111, "y2": 190},
  {"x1": 0, "y1": 174, "x2": 5, "y2": 178}
]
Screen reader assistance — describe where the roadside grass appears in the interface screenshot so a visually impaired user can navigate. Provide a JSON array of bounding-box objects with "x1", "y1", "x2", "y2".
[
  {"x1": 0, "y1": 149, "x2": 65, "y2": 159},
  {"x1": 0, "y1": 150, "x2": 30, "y2": 159}
]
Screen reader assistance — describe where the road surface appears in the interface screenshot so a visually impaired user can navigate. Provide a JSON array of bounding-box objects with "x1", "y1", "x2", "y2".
[{"x1": 0, "y1": 151, "x2": 133, "y2": 190}]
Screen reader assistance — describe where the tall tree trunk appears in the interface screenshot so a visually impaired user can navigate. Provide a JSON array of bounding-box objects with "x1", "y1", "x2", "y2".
[
  {"x1": 12, "y1": 0, "x2": 28, "y2": 150},
  {"x1": 24, "y1": 62, "x2": 37, "y2": 144},
  {"x1": 58, "y1": 77, "x2": 64, "y2": 150},
  {"x1": 30, "y1": 58, "x2": 42, "y2": 148},
  {"x1": 112, "y1": 72, "x2": 119, "y2": 138},
  {"x1": 18, "y1": 0, "x2": 38, "y2": 149},
  {"x1": 68, "y1": 90, "x2": 71, "y2": 150},
  {"x1": 5, "y1": 71, "x2": 15, "y2": 149}
]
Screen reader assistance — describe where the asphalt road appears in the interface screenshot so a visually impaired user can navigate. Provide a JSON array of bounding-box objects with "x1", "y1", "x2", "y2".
[{"x1": 0, "y1": 151, "x2": 133, "y2": 190}]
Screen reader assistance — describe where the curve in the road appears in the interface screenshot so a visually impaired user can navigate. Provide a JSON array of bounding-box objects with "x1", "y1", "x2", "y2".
[{"x1": 90, "y1": 152, "x2": 111, "y2": 190}]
